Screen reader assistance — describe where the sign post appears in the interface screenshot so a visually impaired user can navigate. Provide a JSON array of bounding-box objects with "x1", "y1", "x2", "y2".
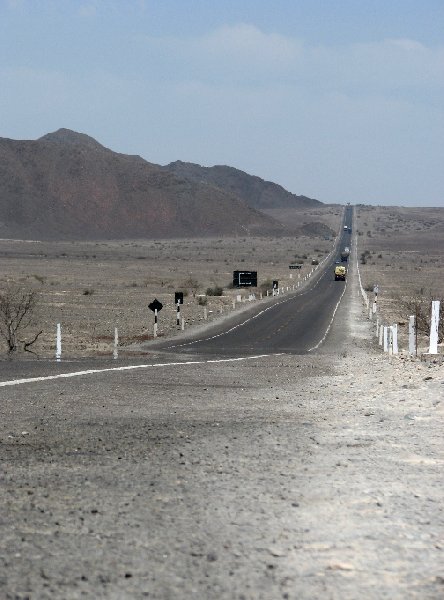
[
  {"x1": 175, "y1": 292, "x2": 184, "y2": 327},
  {"x1": 148, "y1": 299, "x2": 163, "y2": 338}
]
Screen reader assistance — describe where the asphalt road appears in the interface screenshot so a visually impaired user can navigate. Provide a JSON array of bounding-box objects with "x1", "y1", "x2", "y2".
[{"x1": 147, "y1": 212, "x2": 353, "y2": 358}]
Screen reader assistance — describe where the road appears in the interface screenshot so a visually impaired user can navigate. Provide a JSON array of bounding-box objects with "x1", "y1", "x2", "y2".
[{"x1": 147, "y1": 207, "x2": 353, "y2": 357}]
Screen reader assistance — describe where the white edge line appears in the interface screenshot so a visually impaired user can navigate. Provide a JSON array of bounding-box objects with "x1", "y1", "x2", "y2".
[
  {"x1": 307, "y1": 280, "x2": 348, "y2": 352},
  {"x1": 0, "y1": 354, "x2": 284, "y2": 388}
]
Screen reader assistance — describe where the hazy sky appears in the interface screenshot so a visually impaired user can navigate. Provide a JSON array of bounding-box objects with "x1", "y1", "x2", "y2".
[{"x1": 1, "y1": 0, "x2": 443, "y2": 206}]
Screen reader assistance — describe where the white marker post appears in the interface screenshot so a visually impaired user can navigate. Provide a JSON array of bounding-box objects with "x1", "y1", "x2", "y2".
[
  {"x1": 154, "y1": 308, "x2": 158, "y2": 338},
  {"x1": 176, "y1": 301, "x2": 180, "y2": 327},
  {"x1": 429, "y1": 300, "x2": 440, "y2": 354},
  {"x1": 113, "y1": 327, "x2": 119, "y2": 359},
  {"x1": 383, "y1": 326, "x2": 388, "y2": 352},
  {"x1": 392, "y1": 323, "x2": 398, "y2": 354},
  {"x1": 56, "y1": 323, "x2": 61, "y2": 362},
  {"x1": 408, "y1": 315, "x2": 416, "y2": 355},
  {"x1": 379, "y1": 323, "x2": 384, "y2": 346}
]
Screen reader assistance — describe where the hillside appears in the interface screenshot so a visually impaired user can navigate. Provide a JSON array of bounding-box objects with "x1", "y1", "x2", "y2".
[
  {"x1": 0, "y1": 129, "x2": 284, "y2": 240},
  {"x1": 162, "y1": 160, "x2": 321, "y2": 210}
]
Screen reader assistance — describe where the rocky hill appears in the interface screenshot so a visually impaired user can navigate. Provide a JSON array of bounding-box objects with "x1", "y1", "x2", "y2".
[
  {"x1": 0, "y1": 129, "x2": 285, "y2": 240},
  {"x1": 162, "y1": 161, "x2": 320, "y2": 210}
]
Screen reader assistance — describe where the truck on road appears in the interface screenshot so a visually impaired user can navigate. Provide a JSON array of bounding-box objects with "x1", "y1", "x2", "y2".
[
  {"x1": 341, "y1": 247, "x2": 350, "y2": 262},
  {"x1": 334, "y1": 265, "x2": 347, "y2": 281}
]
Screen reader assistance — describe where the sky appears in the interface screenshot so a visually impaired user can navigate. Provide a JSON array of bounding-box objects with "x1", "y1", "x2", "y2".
[{"x1": 0, "y1": 0, "x2": 443, "y2": 207}]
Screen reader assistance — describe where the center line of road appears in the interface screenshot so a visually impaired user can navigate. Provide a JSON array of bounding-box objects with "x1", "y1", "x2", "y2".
[{"x1": 0, "y1": 354, "x2": 284, "y2": 388}]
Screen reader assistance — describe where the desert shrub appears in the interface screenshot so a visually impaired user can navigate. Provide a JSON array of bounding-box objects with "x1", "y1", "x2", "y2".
[
  {"x1": 206, "y1": 286, "x2": 223, "y2": 296},
  {"x1": 83, "y1": 289, "x2": 94, "y2": 295},
  {"x1": 397, "y1": 290, "x2": 444, "y2": 343},
  {"x1": 32, "y1": 274, "x2": 46, "y2": 285},
  {"x1": 197, "y1": 296, "x2": 208, "y2": 306},
  {"x1": 182, "y1": 276, "x2": 200, "y2": 294},
  {"x1": 0, "y1": 284, "x2": 42, "y2": 354},
  {"x1": 259, "y1": 279, "x2": 273, "y2": 293}
]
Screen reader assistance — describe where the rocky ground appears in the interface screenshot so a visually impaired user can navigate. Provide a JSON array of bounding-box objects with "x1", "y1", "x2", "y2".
[{"x1": 0, "y1": 262, "x2": 443, "y2": 599}]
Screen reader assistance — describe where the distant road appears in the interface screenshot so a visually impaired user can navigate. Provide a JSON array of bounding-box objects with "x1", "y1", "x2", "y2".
[{"x1": 149, "y1": 208, "x2": 353, "y2": 357}]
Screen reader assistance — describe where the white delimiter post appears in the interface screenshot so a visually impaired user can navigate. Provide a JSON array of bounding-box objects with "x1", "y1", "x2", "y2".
[
  {"x1": 383, "y1": 326, "x2": 388, "y2": 352},
  {"x1": 408, "y1": 315, "x2": 416, "y2": 355},
  {"x1": 113, "y1": 327, "x2": 118, "y2": 359},
  {"x1": 429, "y1": 300, "x2": 440, "y2": 354},
  {"x1": 56, "y1": 323, "x2": 61, "y2": 361},
  {"x1": 379, "y1": 323, "x2": 384, "y2": 346},
  {"x1": 392, "y1": 323, "x2": 398, "y2": 354},
  {"x1": 154, "y1": 308, "x2": 158, "y2": 338}
]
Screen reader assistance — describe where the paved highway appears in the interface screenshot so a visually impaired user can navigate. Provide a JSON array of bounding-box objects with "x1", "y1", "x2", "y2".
[{"x1": 148, "y1": 207, "x2": 353, "y2": 357}]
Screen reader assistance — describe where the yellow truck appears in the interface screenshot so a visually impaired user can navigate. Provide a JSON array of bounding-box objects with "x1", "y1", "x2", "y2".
[{"x1": 334, "y1": 265, "x2": 347, "y2": 281}]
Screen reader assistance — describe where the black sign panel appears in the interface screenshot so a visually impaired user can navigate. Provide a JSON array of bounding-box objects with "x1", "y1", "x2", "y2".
[
  {"x1": 174, "y1": 292, "x2": 184, "y2": 305},
  {"x1": 233, "y1": 270, "x2": 257, "y2": 288},
  {"x1": 289, "y1": 265, "x2": 302, "y2": 269},
  {"x1": 272, "y1": 280, "x2": 279, "y2": 289},
  {"x1": 148, "y1": 299, "x2": 163, "y2": 312}
]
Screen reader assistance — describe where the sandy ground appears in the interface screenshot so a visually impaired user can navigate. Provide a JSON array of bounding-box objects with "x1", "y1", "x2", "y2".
[{"x1": 0, "y1": 242, "x2": 443, "y2": 599}]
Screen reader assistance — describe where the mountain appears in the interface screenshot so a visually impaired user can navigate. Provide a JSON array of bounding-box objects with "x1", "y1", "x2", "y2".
[
  {"x1": 0, "y1": 129, "x2": 285, "y2": 240},
  {"x1": 162, "y1": 161, "x2": 321, "y2": 210}
]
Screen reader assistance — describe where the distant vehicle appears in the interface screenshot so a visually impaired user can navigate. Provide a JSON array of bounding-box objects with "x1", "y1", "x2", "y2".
[
  {"x1": 341, "y1": 247, "x2": 350, "y2": 262},
  {"x1": 334, "y1": 265, "x2": 347, "y2": 281},
  {"x1": 344, "y1": 225, "x2": 348, "y2": 230}
]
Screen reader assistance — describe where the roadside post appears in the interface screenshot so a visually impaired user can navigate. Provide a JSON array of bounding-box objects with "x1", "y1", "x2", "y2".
[
  {"x1": 272, "y1": 280, "x2": 278, "y2": 297},
  {"x1": 175, "y1": 292, "x2": 184, "y2": 327},
  {"x1": 429, "y1": 300, "x2": 440, "y2": 354},
  {"x1": 379, "y1": 323, "x2": 384, "y2": 346},
  {"x1": 373, "y1": 285, "x2": 378, "y2": 313},
  {"x1": 383, "y1": 326, "x2": 388, "y2": 352},
  {"x1": 392, "y1": 324, "x2": 398, "y2": 354},
  {"x1": 113, "y1": 327, "x2": 118, "y2": 359},
  {"x1": 408, "y1": 315, "x2": 416, "y2": 355},
  {"x1": 148, "y1": 299, "x2": 163, "y2": 338},
  {"x1": 56, "y1": 323, "x2": 61, "y2": 361}
]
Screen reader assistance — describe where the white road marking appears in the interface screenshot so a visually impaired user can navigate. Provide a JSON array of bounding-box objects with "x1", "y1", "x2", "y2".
[
  {"x1": 165, "y1": 272, "x2": 327, "y2": 349},
  {"x1": 307, "y1": 279, "x2": 348, "y2": 352},
  {"x1": 0, "y1": 354, "x2": 284, "y2": 388}
]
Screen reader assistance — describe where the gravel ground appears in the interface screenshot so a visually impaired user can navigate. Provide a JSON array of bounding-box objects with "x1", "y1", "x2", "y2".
[{"x1": 0, "y1": 262, "x2": 443, "y2": 599}]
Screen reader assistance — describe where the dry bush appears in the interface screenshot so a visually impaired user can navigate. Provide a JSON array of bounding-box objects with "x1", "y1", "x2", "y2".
[
  {"x1": 396, "y1": 291, "x2": 444, "y2": 343},
  {"x1": 0, "y1": 284, "x2": 42, "y2": 354}
]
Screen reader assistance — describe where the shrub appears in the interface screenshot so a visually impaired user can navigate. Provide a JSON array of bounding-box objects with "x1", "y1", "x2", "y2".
[{"x1": 206, "y1": 286, "x2": 223, "y2": 296}]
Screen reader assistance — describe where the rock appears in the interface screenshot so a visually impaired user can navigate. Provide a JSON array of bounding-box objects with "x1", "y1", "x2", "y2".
[{"x1": 327, "y1": 562, "x2": 354, "y2": 571}]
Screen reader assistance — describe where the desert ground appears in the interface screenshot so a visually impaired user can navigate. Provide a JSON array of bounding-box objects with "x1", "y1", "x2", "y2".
[
  {"x1": 0, "y1": 206, "x2": 342, "y2": 358},
  {"x1": 1, "y1": 205, "x2": 443, "y2": 358}
]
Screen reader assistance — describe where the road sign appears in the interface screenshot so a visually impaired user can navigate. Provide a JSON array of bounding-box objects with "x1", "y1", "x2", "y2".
[
  {"x1": 233, "y1": 270, "x2": 257, "y2": 288},
  {"x1": 272, "y1": 280, "x2": 279, "y2": 289},
  {"x1": 373, "y1": 285, "x2": 379, "y2": 294},
  {"x1": 148, "y1": 299, "x2": 163, "y2": 312},
  {"x1": 289, "y1": 265, "x2": 302, "y2": 269},
  {"x1": 175, "y1": 292, "x2": 184, "y2": 305}
]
